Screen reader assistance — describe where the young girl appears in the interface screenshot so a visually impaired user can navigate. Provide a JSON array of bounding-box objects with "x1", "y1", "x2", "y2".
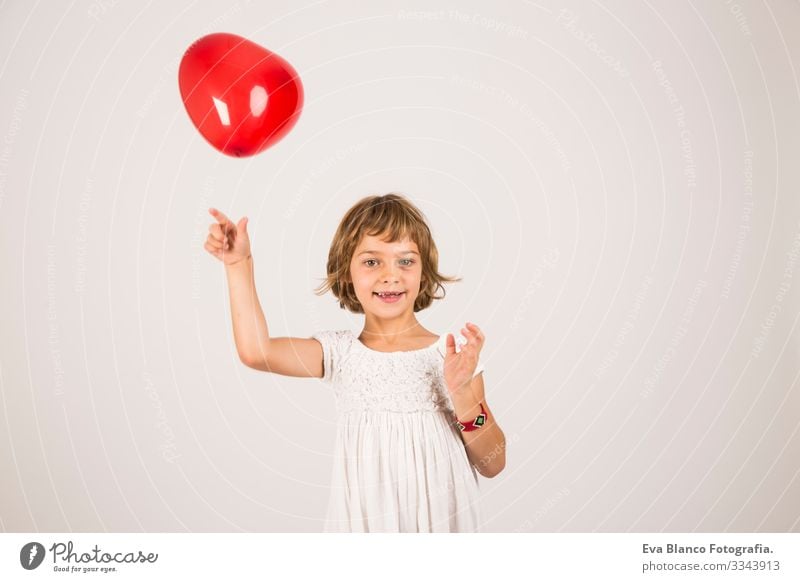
[{"x1": 204, "y1": 193, "x2": 506, "y2": 532}]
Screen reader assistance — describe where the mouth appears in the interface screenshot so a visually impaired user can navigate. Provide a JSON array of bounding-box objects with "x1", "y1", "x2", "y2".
[{"x1": 373, "y1": 291, "x2": 405, "y2": 303}]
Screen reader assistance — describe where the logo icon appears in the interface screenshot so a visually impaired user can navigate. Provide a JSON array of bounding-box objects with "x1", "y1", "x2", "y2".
[{"x1": 20, "y1": 542, "x2": 46, "y2": 570}]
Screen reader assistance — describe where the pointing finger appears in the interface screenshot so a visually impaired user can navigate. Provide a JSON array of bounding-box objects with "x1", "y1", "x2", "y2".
[{"x1": 209, "y1": 208, "x2": 233, "y2": 230}]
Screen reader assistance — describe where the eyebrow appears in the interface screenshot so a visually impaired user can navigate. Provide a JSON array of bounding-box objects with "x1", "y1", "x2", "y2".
[{"x1": 357, "y1": 250, "x2": 420, "y2": 256}]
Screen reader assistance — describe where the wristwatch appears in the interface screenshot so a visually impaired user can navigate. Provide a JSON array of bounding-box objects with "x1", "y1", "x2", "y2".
[{"x1": 455, "y1": 402, "x2": 487, "y2": 432}]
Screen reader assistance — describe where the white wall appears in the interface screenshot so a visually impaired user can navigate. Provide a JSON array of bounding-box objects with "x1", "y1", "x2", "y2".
[{"x1": 0, "y1": 0, "x2": 798, "y2": 532}]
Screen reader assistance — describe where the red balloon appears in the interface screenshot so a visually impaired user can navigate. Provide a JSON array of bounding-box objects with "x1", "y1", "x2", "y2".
[{"x1": 178, "y1": 32, "x2": 303, "y2": 157}]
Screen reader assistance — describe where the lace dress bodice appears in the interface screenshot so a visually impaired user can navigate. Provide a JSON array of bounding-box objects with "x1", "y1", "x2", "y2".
[{"x1": 314, "y1": 329, "x2": 484, "y2": 414}]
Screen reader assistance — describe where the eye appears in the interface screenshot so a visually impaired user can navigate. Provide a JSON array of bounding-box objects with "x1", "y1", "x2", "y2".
[{"x1": 362, "y1": 258, "x2": 415, "y2": 267}]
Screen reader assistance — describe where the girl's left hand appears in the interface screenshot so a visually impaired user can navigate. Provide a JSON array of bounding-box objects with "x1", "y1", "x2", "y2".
[{"x1": 444, "y1": 322, "x2": 484, "y2": 397}]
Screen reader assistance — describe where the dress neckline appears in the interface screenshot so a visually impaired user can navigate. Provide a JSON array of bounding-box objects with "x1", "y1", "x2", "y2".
[{"x1": 350, "y1": 330, "x2": 441, "y2": 354}]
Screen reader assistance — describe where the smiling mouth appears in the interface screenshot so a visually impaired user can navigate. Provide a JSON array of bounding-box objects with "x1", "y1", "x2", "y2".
[{"x1": 373, "y1": 291, "x2": 405, "y2": 300}]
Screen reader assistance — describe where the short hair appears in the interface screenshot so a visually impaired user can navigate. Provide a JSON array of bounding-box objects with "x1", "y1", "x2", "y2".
[{"x1": 314, "y1": 192, "x2": 461, "y2": 313}]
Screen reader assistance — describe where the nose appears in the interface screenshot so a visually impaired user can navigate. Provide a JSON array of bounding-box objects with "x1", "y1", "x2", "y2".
[{"x1": 381, "y1": 263, "x2": 399, "y2": 282}]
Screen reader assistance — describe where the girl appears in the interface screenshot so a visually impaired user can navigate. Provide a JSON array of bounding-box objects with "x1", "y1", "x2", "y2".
[{"x1": 204, "y1": 193, "x2": 506, "y2": 532}]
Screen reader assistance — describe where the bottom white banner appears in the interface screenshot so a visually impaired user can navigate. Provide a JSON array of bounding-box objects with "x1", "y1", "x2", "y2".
[{"x1": 1, "y1": 533, "x2": 797, "y2": 581}]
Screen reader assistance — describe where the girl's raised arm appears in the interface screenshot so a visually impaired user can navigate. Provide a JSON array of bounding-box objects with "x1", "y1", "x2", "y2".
[{"x1": 206, "y1": 208, "x2": 324, "y2": 378}]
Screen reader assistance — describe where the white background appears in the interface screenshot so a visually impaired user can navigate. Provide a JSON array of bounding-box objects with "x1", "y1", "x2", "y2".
[{"x1": 0, "y1": 0, "x2": 798, "y2": 532}]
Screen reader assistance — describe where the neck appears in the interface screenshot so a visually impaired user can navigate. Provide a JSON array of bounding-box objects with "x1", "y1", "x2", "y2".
[{"x1": 360, "y1": 313, "x2": 424, "y2": 342}]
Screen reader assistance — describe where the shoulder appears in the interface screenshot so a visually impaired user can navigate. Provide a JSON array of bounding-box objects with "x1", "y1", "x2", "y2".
[
  {"x1": 312, "y1": 329, "x2": 353, "y2": 342},
  {"x1": 311, "y1": 330, "x2": 356, "y2": 383},
  {"x1": 311, "y1": 329, "x2": 355, "y2": 352}
]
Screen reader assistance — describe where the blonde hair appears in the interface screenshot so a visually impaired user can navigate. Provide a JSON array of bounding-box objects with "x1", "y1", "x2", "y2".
[{"x1": 314, "y1": 192, "x2": 461, "y2": 313}]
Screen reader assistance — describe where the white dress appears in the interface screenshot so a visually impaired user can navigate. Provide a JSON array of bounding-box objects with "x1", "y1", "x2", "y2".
[{"x1": 311, "y1": 329, "x2": 486, "y2": 533}]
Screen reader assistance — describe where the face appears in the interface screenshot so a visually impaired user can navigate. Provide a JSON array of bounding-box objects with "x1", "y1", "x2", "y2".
[{"x1": 349, "y1": 234, "x2": 423, "y2": 315}]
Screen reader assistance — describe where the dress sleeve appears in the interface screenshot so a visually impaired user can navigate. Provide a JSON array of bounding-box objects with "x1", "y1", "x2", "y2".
[{"x1": 311, "y1": 330, "x2": 348, "y2": 383}]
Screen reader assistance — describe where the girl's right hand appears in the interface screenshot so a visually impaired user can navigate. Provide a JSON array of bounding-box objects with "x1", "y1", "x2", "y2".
[{"x1": 205, "y1": 208, "x2": 251, "y2": 265}]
